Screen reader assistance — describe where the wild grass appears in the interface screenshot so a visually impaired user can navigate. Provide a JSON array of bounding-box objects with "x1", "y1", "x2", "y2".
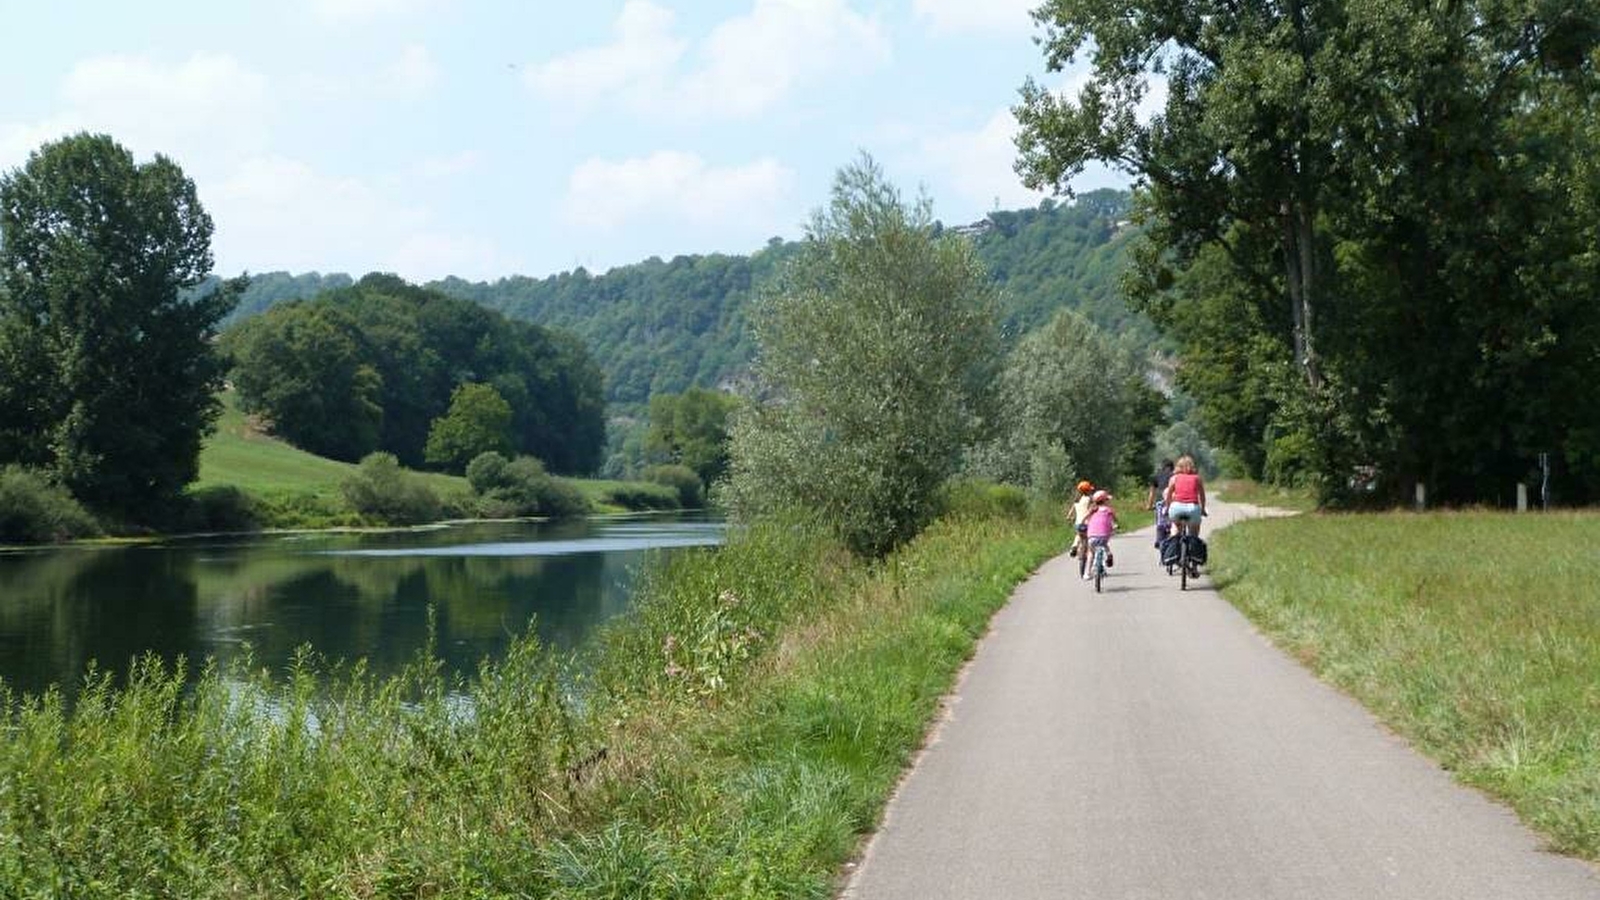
[
  {"x1": 1213, "y1": 510, "x2": 1600, "y2": 858},
  {"x1": 0, "y1": 492, "x2": 1069, "y2": 896},
  {"x1": 1212, "y1": 477, "x2": 1319, "y2": 512}
]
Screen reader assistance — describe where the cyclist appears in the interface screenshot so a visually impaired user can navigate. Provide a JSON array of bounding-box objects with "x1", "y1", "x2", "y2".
[
  {"x1": 1066, "y1": 480, "x2": 1094, "y2": 560},
  {"x1": 1161, "y1": 455, "x2": 1208, "y2": 540},
  {"x1": 1082, "y1": 489, "x2": 1117, "y2": 580},
  {"x1": 1146, "y1": 458, "x2": 1175, "y2": 550}
]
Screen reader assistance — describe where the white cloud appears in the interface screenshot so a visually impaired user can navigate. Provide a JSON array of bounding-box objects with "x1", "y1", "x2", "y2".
[
  {"x1": 208, "y1": 156, "x2": 502, "y2": 281},
  {"x1": 387, "y1": 44, "x2": 439, "y2": 96},
  {"x1": 681, "y1": 0, "x2": 890, "y2": 116},
  {"x1": 307, "y1": 0, "x2": 431, "y2": 23},
  {"x1": 0, "y1": 52, "x2": 276, "y2": 188},
  {"x1": 563, "y1": 151, "x2": 795, "y2": 231},
  {"x1": 916, "y1": 108, "x2": 1050, "y2": 212},
  {"x1": 525, "y1": 1, "x2": 685, "y2": 105},
  {"x1": 913, "y1": 0, "x2": 1038, "y2": 35},
  {"x1": 527, "y1": 0, "x2": 888, "y2": 118},
  {"x1": 913, "y1": 104, "x2": 1143, "y2": 216}
]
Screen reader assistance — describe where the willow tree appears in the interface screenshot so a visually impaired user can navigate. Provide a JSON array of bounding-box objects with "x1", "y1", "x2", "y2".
[{"x1": 722, "y1": 156, "x2": 999, "y2": 557}]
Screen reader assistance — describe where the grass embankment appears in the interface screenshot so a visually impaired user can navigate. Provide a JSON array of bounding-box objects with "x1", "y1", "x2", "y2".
[
  {"x1": 197, "y1": 393, "x2": 659, "y2": 526},
  {"x1": 0, "y1": 497, "x2": 1068, "y2": 897},
  {"x1": 1214, "y1": 511, "x2": 1600, "y2": 858},
  {"x1": 1212, "y1": 477, "x2": 1318, "y2": 512}
]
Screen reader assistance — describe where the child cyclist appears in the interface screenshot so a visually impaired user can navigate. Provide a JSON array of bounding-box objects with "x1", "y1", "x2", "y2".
[
  {"x1": 1066, "y1": 480, "x2": 1095, "y2": 561},
  {"x1": 1082, "y1": 490, "x2": 1117, "y2": 581}
]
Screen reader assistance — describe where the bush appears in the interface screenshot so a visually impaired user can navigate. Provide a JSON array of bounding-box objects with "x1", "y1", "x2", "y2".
[
  {"x1": 939, "y1": 479, "x2": 1029, "y2": 521},
  {"x1": 0, "y1": 466, "x2": 101, "y2": 543},
  {"x1": 600, "y1": 482, "x2": 681, "y2": 512},
  {"x1": 641, "y1": 464, "x2": 704, "y2": 509},
  {"x1": 340, "y1": 452, "x2": 442, "y2": 525},
  {"x1": 178, "y1": 485, "x2": 259, "y2": 533},
  {"x1": 465, "y1": 451, "x2": 589, "y2": 519}
]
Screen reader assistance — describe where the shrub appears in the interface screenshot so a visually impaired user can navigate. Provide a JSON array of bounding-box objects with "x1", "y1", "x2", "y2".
[
  {"x1": 178, "y1": 485, "x2": 259, "y2": 533},
  {"x1": 465, "y1": 451, "x2": 589, "y2": 519},
  {"x1": 0, "y1": 466, "x2": 101, "y2": 543},
  {"x1": 939, "y1": 479, "x2": 1029, "y2": 522},
  {"x1": 340, "y1": 452, "x2": 442, "y2": 525},
  {"x1": 641, "y1": 464, "x2": 704, "y2": 509},
  {"x1": 601, "y1": 482, "x2": 681, "y2": 512}
]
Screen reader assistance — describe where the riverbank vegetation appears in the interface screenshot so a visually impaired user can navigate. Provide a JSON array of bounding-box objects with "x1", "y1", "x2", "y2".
[
  {"x1": 1214, "y1": 512, "x2": 1600, "y2": 859},
  {"x1": 0, "y1": 490, "x2": 1066, "y2": 897}
]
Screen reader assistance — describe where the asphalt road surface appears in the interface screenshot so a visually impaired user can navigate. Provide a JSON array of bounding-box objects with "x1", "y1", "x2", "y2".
[{"x1": 841, "y1": 500, "x2": 1600, "y2": 899}]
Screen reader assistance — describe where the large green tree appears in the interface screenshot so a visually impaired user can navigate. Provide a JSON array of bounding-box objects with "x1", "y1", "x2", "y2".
[
  {"x1": 226, "y1": 274, "x2": 607, "y2": 474},
  {"x1": 968, "y1": 308, "x2": 1163, "y2": 498},
  {"x1": 722, "y1": 156, "x2": 1000, "y2": 557},
  {"x1": 224, "y1": 302, "x2": 383, "y2": 461},
  {"x1": 0, "y1": 133, "x2": 235, "y2": 518},
  {"x1": 424, "y1": 383, "x2": 514, "y2": 472},
  {"x1": 645, "y1": 387, "x2": 738, "y2": 485},
  {"x1": 1018, "y1": 0, "x2": 1600, "y2": 504}
]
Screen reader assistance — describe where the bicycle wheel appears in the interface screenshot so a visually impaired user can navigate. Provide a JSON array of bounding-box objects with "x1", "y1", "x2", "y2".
[
  {"x1": 1094, "y1": 547, "x2": 1104, "y2": 593},
  {"x1": 1179, "y1": 538, "x2": 1188, "y2": 591}
]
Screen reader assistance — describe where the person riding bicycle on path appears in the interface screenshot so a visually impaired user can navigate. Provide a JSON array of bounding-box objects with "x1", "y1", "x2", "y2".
[
  {"x1": 1067, "y1": 480, "x2": 1094, "y2": 559},
  {"x1": 1082, "y1": 490, "x2": 1117, "y2": 581},
  {"x1": 1146, "y1": 458, "x2": 1175, "y2": 549},
  {"x1": 1162, "y1": 455, "x2": 1208, "y2": 539}
]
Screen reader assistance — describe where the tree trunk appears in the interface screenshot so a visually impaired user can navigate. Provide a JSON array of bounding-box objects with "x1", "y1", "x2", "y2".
[{"x1": 1280, "y1": 201, "x2": 1322, "y2": 391}]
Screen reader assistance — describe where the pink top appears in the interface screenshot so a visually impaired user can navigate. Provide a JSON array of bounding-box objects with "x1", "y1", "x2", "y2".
[
  {"x1": 1085, "y1": 506, "x2": 1116, "y2": 539},
  {"x1": 1170, "y1": 473, "x2": 1201, "y2": 504}
]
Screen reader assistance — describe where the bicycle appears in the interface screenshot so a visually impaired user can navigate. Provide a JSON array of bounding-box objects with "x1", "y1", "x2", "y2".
[
  {"x1": 1090, "y1": 539, "x2": 1109, "y2": 593},
  {"x1": 1165, "y1": 512, "x2": 1208, "y2": 590}
]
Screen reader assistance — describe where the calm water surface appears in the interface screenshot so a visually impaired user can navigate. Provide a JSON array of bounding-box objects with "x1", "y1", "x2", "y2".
[{"x1": 0, "y1": 516, "x2": 723, "y2": 698}]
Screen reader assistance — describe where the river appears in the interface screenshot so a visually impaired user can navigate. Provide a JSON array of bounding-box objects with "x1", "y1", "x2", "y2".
[{"x1": 0, "y1": 515, "x2": 724, "y2": 699}]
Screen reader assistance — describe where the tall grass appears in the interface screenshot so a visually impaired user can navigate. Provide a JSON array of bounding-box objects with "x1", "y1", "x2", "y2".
[
  {"x1": 0, "y1": 494, "x2": 1068, "y2": 896},
  {"x1": 1214, "y1": 511, "x2": 1600, "y2": 857}
]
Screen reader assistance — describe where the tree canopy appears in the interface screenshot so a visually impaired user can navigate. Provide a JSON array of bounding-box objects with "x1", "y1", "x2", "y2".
[
  {"x1": 0, "y1": 133, "x2": 235, "y2": 519},
  {"x1": 1017, "y1": 0, "x2": 1600, "y2": 504},
  {"x1": 723, "y1": 156, "x2": 1000, "y2": 557},
  {"x1": 224, "y1": 274, "x2": 606, "y2": 474}
]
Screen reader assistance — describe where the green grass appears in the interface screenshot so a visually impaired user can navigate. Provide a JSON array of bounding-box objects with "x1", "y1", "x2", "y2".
[
  {"x1": 0, "y1": 496, "x2": 1067, "y2": 897},
  {"x1": 1214, "y1": 511, "x2": 1600, "y2": 858},
  {"x1": 1213, "y1": 477, "x2": 1319, "y2": 512},
  {"x1": 198, "y1": 394, "x2": 467, "y2": 497},
  {"x1": 196, "y1": 393, "x2": 668, "y2": 525}
]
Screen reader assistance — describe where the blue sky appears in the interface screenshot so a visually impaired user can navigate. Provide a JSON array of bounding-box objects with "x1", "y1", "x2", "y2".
[{"x1": 1, "y1": 0, "x2": 1133, "y2": 282}]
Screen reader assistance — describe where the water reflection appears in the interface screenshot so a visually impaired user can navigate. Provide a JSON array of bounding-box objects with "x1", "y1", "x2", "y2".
[{"x1": 0, "y1": 516, "x2": 723, "y2": 698}]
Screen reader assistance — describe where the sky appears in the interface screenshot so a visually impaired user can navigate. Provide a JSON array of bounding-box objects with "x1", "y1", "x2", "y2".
[{"x1": 1, "y1": 0, "x2": 1134, "y2": 283}]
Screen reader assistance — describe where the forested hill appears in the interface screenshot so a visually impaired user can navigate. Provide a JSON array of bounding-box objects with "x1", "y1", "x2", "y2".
[{"x1": 218, "y1": 189, "x2": 1144, "y2": 409}]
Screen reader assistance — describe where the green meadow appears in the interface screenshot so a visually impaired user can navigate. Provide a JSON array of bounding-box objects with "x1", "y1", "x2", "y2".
[{"x1": 1214, "y1": 511, "x2": 1600, "y2": 858}]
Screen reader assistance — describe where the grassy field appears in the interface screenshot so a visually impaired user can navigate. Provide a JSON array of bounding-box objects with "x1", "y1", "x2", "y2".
[
  {"x1": 197, "y1": 394, "x2": 467, "y2": 497},
  {"x1": 0, "y1": 496, "x2": 1067, "y2": 896},
  {"x1": 1214, "y1": 511, "x2": 1600, "y2": 858},
  {"x1": 1212, "y1": 478, "x2": 1319, "y2": 511},
  {"x1": 197, "y1": 393, "x2": 656, "y2": 523}
]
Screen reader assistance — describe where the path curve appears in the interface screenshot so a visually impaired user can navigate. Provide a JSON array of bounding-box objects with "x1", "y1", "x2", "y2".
[{"x1": 841, "y1": 500, "x2": 1600, "y2": 899}]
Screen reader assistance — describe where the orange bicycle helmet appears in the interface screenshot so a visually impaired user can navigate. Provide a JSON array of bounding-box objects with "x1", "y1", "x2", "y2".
[{"x1": 1076, "y1": 480, "x2": 1094, "y2": 494}]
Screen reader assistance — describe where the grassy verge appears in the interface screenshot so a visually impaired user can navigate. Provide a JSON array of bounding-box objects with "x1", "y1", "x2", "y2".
[
  {"x1": 1213, "y1": 511, "x2": 1600, "y2": 858},
  {"x1": 0, "y1": 500, "x2": 1067, "y2": 896},
  {"x1": 195, "y1": 392, "x2": 674, "y2": 527},
  {"x1": 1212, "y1": 478, "x2": 1318, "y2": 512}
]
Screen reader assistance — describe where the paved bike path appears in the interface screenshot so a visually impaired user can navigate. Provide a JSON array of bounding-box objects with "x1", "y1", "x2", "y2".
[{"x1": 841, "y1": 500, "x2": 1600, "y2": 899}]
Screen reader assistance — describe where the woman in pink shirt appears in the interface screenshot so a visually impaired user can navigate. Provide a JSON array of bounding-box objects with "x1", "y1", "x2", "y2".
[{"x1": 1162, "y1": 455, "x2": 1208, "y2": 538}]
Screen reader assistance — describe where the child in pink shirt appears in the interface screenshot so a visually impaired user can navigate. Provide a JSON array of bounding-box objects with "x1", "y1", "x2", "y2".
[{"x1": 1082, "y1": 490, "x2": 1117, "y2": 579}]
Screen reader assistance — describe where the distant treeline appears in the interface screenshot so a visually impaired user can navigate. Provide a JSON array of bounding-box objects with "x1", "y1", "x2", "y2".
[
  {"x1": 212, "y1": 191, "x2": 1146, "y2": 413},
  {"x1": 224, "y1": 274, "x2": 605, "y2": 474}
]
